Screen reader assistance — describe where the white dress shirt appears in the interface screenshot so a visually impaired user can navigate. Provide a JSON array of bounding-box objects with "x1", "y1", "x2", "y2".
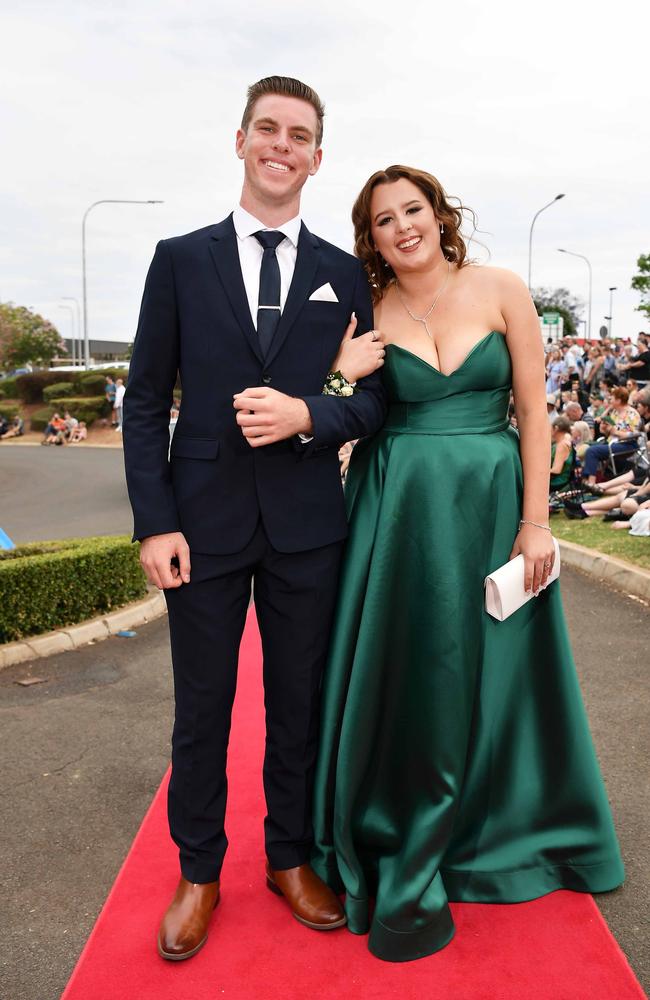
[
  {"x1": 232, "y1": 205, "x2": 313, "y2": 441},
  {"x1": 232, "y1": 205, "x2": 301, "y2": 328}
]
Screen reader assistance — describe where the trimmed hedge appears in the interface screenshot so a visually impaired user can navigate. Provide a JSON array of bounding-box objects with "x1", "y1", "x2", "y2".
[
  {"x1": 0, "y1": 376, "x2": 21, "y2": 399},
  {"x1": 50, "y1": 396, "x2": 111, "y2": 423},
  {"x1": 30, "y1": 396, "x2": 110, "y2": 431},
  {"x1": 43, "y1": 382, "x2": 76, "y2": 402},
  {"x1": 77, "y1": 373, "x2": 112, "y2": 395},
  {"x1": 0, "y1": 535, "x2": 146, "y2": 643},
  {"x1": 16, "y1": 371, "x2": 71, "y2": 403},
  {"x1": 80, "y1": 367, "x2": 129, "y2": 383},
  {"x1": 30, "y1": 406, "x2": 57, "y2": 432},
  {"x1": 13, "y1": 369, "x2": 129, "y2": 403},
  {"x1": 0, "y1": 403, "x2": 21, "y2": 422}
]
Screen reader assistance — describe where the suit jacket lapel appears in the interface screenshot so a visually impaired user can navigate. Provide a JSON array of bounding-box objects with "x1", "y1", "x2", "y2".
[
  {"x1": 208, "y1": 215, "x2": 264, "y2": 364},
  {"x1": 264, "y1": 222, "x2": 321, "y2": 367}
]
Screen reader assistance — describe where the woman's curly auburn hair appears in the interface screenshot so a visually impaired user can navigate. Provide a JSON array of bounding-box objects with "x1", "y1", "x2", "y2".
[{"x1": 352, "y1": 165, "x2": 476, "y2": 301}]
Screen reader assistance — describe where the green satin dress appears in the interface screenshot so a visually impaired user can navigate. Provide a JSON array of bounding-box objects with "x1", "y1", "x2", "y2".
[{"x1": 312, "y1": 331, "x2": 624, "y2": 963}]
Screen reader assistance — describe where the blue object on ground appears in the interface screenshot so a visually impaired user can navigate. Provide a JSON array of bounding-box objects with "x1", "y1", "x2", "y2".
[
  {"x1": 116, "y1": 629, "x2": 137, "y2": 638},
  {"x1": 0, "y1": 527, "x2": 16, "y2": 550}
]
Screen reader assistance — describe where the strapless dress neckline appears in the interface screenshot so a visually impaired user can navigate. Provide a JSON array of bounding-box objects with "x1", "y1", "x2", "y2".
[{"x1": 387, "y1": 330, "x2": 503, "y2": 379}]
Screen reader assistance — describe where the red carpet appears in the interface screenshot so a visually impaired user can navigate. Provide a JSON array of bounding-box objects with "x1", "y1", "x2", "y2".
[{"x1": 62, "y1": 610, "x2": 645, "y2": 1000}]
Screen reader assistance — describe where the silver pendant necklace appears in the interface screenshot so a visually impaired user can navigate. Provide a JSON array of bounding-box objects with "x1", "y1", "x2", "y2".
[{"x1": 396, "y1": 259, "x2": 451, "y2": 339}]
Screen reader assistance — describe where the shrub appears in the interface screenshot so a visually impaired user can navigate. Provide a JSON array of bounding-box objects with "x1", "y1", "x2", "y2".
[
  {"x1": 43, "y1": 382, "x2": 76, "y2": 402},
  {"x1": 0, "y1": 403, "x2": 21, "y2": 422},
  {"x1": 30, "y1": 406, "x2": 57, "y2": 432},
  {"x1": 15, "y1": 371, "x2": 75, "y2": 403},
  {"x1": 0, "y1": 535, "x2": 146, "y2": 643},
  {"x1": 50, "y1": 396, "x2": 111, "y2": 424},
  {"x1": 76, "y1": 368, "x2": 129, "y2": 391},
  {"x1": 98, "y1": 366, "x2": 129, "y2": 380},
  {"x1": 31, "y1": 396, "x2": 110, "y2": 431},
  {"x1": 0, "y1": 376, "x2": 20, "y2": 398},
  {"x1": 77, "y1": 372, "x2": 110, "y2": 395}
]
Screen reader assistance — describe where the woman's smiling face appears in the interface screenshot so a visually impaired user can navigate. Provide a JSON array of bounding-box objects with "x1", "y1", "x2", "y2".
[{"x1": 370, "y1": 178, "x2": 442, "y2": 275}]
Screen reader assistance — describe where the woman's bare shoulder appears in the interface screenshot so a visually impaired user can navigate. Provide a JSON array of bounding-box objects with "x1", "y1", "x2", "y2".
[
  {"x1": 374, "y1": 284, "x2": 398, "y2": 324},
  {"x1": 463, "y1": 263, "x2": 528, "y2": 291}
]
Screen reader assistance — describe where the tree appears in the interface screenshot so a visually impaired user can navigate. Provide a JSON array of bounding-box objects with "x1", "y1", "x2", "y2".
[
  {"x1": 631, "y1": 253, "x2": 650, "y2": 321},
  {"x1": 531, "y1": 287, "x2": 584, "y2": 337},
  {"x1": 0, "y1": 303, "x2": 66, "y2": 369}
]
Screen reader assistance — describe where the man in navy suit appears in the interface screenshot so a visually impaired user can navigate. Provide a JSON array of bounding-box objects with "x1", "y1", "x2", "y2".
[{"x1": 123, "y1": 76, "x2": 386, "y2": 960}]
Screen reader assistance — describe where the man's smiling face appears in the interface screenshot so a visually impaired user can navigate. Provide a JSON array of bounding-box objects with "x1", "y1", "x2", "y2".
[{"x1": 236, "y1": 94, "x2": 322, "y2": 209}]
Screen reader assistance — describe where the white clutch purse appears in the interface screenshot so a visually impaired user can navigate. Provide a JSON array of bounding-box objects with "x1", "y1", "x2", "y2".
[{"x1": 484, "y1": 537, "x2": 561, "y2": 621}]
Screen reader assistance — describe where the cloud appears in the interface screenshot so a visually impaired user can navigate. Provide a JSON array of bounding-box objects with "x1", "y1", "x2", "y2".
[{"x1": 1, "y1": 0, "x2": 648, "y2": 343}]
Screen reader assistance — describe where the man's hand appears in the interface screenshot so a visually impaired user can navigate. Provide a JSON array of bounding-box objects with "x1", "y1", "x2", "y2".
[
  {"x1": 139, "y1": 531, "x2": 191, "y2": 589},
  {"x1": 233, "y1": 388, "x2": 313, "y2": 447}
]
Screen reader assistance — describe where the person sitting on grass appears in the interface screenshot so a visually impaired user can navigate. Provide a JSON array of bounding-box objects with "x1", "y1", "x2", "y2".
[
  {"x1": 0, "y1": 415, "x2": 24, "y2": 439},
  {"x1": 635, "y1": 389, "x2": 650, "y2": 434},
  {"x1": 42, "y1": 412, "x2": 67, "y2": 445},
  {"x1": 570, "y1": 420, "x2": 592, "y2": 463},
  {"x1": 63, "y1": 410, "x2": 78, "y2": 441},
  {"x1": 550, "y1": 416, "x2": 574, "y2": 493},
  {"x1": 580, "y1": 387, "x2": 642, "y2": 488},
  {"x1": 625, "y1": 378, "x2": 641, "y2": 405},
  {"x1": 565, "y1": 476, "x2": 650, "y2": 520},
  {"x1": 610, "y1": 497, "x2": 650, "y2": 530},
  {"x1": 69, "y1": 420, "x2": 87, "y2": 444}
]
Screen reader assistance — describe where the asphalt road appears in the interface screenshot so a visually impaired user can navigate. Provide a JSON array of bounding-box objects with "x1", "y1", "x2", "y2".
[
  {"x1": 0, "y1": 445, "x2": 133, "y2": 544},
  {"x1": 1, "y1": 445, "x2": 648, "y2": 998}
]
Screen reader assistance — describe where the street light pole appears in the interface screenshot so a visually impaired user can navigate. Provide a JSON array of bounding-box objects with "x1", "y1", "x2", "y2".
[
  {"x1": 528, "y1": 193, "x2": 565, "y2": 291},
  {"x1": 82, "y1": 199, "x2": 163, "y2": 369},
  {"x1": 57, "y1": 304, "x2": 75, "y2": 366},
  {"x1": 557, "y1": 248, "x2": 593, "y2": 340},
  {"x1": 61, "y1": 295, "x2": 81, "y2": 366},
  {"x1": 608, "y1": 286, "x2": 617, "y2": 338}
]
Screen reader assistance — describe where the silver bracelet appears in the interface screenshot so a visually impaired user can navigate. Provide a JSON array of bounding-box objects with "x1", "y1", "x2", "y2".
[{"x1": 519, "y1": 519, "x2": 551, "y2": 533}]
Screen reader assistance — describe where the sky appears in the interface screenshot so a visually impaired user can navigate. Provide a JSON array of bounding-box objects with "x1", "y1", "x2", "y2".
[{"x1": 1, "y1": 0, "x2": 648, "y2": 351}]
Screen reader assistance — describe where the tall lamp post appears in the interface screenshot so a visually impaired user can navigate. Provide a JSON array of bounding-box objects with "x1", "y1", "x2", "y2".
[
  {"x1": 557, "y1": 248, "x2": 592, "y2": 340},
  {"x1": 61, "y1": 295, "x2": 82, "y2": 366},
  {"x1": 608, "y1": 286, "x2": 617, "y2": 338},
  {"x1": 57, "y1": 304, "x2": 76, "y2": 367},
  {"x1": 528, "y1": 193, "x2": 565, "y2": 291},
  {"x1": 82, "y1": 199, "x2": 163, "y2": 368}
]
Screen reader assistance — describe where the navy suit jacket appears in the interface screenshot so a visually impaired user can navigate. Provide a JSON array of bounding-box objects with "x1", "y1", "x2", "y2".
[{"x1": 123, "y1": 214, "x2": 387, "y2": 554}]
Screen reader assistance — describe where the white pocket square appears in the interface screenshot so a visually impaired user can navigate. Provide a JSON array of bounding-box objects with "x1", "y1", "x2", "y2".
[{"x1": 309, "y1": 282, "x2": 339, "y2": 303}]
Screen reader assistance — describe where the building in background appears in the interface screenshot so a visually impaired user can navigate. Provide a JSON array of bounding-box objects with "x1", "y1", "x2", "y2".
[{"x1": 55, "y1": 339, "x2": 131, "y2": 366}]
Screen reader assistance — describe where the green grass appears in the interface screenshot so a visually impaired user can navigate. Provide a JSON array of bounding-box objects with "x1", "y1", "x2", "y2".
[{"x1": 551, "y1": 516, "x2": 650, "y2": 571}]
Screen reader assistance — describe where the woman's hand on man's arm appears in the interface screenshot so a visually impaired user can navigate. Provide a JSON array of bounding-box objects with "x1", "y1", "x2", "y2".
[{"x1": 331, "y1": 313, "x2": 386, "y2": 383}]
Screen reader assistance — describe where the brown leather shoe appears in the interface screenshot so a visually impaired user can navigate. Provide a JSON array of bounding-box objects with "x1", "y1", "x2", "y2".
[
  {"x1": 157, "y1": 876, "x2": 220, "y2": 961},
  {"x1": 266, "y1": 862, "x2": 346, "y2": 930}
]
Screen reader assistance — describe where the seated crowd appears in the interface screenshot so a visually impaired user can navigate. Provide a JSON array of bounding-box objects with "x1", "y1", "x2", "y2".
[
  {"x1": 0, "y1": 414, "x2": 24, "y2": 440},
  {"x1": 41, "y1": 411, "x2": 87, "y2": 445},
  {"x1": 542, "y1": 333, "x2": 650, "y2": 533}
]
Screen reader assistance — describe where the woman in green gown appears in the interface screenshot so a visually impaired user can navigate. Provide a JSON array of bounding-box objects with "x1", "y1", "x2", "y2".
[{"x1": 312, "y1": 165, "x2": 624, "y2": 962}]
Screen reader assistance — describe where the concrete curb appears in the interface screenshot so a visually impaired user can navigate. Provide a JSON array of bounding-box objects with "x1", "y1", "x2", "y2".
[
  {"x1": 558, "y1": 539, "x2": 650, "y2": 604},
  {"x1": 1, "y1": 543, "x2": 647, "y2": 672},
  {"x1": 0, "y1": 591, "x2": 167, "y2": 671}
]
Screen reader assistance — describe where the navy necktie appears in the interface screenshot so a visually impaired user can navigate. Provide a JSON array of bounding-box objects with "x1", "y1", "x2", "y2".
[{"x1": 254, "y1": 230, "x2": 285, "y2": 357}]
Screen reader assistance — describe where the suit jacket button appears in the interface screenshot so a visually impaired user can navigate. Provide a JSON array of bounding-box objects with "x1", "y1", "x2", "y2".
[{"x1": 262, "y1": 374, "x2": 272, "y2": 385}]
